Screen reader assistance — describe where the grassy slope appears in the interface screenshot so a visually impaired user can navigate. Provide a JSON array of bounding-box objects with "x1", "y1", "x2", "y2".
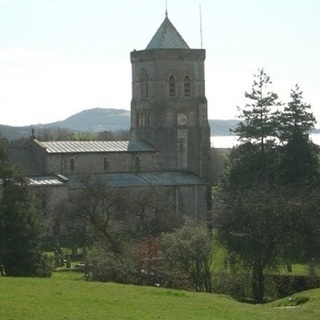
[{"x1": 0, "y1": 272, "x2": 319, "y2": 320}]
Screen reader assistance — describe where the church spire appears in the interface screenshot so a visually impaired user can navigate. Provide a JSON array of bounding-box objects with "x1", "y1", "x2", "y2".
[{"x1": 146, "y1": 15, "x2": 189, "y2": 49}]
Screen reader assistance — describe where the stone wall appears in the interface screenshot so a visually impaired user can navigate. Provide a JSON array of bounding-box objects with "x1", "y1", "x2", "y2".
[{"x1": 45, "y1": 151, "x2": 160, "y2": 175}]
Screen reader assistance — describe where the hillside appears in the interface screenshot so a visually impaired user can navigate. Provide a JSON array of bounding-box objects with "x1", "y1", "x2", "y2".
[
  {"x1": 0, "y1": 107, "x2": 239, "y2": 140},
  {"x1": 47, "y1": 108, "x2": 131, "y2": 132},
  {"x1": 1, "y1": 272, "x2": 320, "y2": 320}
]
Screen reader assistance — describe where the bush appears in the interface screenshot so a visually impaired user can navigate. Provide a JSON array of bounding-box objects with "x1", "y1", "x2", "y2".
[{"x1": 90, "y1": 246, "x2": 139, "y2": 284}]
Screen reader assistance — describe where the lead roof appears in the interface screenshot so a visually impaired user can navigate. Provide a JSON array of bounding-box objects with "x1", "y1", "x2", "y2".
[{"x1": 68, "y1": 171, "x2": 204, "y2": 189}]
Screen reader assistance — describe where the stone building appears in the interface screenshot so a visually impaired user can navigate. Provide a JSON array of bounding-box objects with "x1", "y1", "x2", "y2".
[{"x1": 9, "y1": 14, "x2": 212, "y2": 224}]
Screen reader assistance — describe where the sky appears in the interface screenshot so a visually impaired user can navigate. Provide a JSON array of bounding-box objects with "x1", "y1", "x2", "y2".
[{"x1": 1, "y1": 0, "x2": 320, "y2": 126}]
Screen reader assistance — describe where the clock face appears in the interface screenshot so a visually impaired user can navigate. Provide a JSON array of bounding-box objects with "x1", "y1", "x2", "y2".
[{"x1": 177, "y1": 113, "x2": 187, "y2": 125}]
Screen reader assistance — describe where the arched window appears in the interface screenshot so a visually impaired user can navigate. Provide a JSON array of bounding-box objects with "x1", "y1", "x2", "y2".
[
  {"x1": 169, "y1": 75, "x2": 176, "y2": 97},
  {"x1": 184, "y1": 76, "x2": 191, "y2": 96},
  {"x1": 166, "y1": 109, "x2": 175, "y2": 127},
  {"x1": 70, "y1": 158, "x2": 75, "y2": 173},
  {"x1": 103, "y1": 156, "x2": 109, "y2": 172},
  {"x1": 145, "y1": 110, "x2": 150, "y2": 128},
  {"x1": 178, "y1": 139, "x2": 185, "y2": 154},
  {"x1": 141, "y1": 111, "x2": 146, "y2": 128}
]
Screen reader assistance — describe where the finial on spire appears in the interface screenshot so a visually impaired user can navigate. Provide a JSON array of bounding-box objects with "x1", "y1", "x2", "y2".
[
  {"x1": 199, "y1": 2, "x2": 203, "y2": 49},
  {"x1": 165, "y1": 0, "x2": 168, "y2": 17}
]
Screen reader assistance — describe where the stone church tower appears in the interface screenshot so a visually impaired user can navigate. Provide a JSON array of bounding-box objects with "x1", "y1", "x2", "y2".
[{"x1": 130, "y1": 14, "x2": 211, "y2": 182}]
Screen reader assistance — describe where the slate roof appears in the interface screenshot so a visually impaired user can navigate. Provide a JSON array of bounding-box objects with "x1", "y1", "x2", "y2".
[
  {"x1": 36, "y1": 140, "x2": 155, "y2": 154},
  {"x1": 68, "y1": 171, "x2": 204, "y2": 189},
  {"x1": 146, "y1": 15, "x2": 189, "y2": 49}
]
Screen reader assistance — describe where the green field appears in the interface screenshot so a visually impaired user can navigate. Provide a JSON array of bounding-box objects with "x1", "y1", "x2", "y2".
[{"x1": 0, "y1": 272, "x2": 319, "y2": 320}]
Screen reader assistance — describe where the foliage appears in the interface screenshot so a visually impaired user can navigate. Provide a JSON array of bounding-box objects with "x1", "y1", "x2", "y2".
[
  {"x1": 90, "y1": 242, "x2": 140, "y2": 284},
  {"x1": 54, "y1": 176, "x2": 182, "y2": 285},
  {"x1": 233, "y1": 68, "x2": 281, "y2": 147},
  {"x1": 278, "y1": 84, "x2": 316, "y2": 143},
  {"x1": 224, "y1": 142, "x2": 278, "y2": 188},
  {"x1": 161, "y1": 218, "x2": 213, "y2": 292},
  {"x1": 216, "y1": 69, "x2": 320, "y2": 302},
  {"x1": 227, "y1": 69, "x2": 282, "y2": 187},
  {"x1": 56, "y1": 176, "x2": 180, "y2": 255},
  {"x1": 0, "y1": 143, "x2": 51, "y2": 277},
  {"x1": 277, "y1": 85, "x2": 319, "y2": 185},
  {"x1": 215, "y1": 183, "x2": 303, "y2": 302}
]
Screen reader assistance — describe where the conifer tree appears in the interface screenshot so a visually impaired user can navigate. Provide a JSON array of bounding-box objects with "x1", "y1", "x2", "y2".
[
  {"x1": 277, "y1": 84, "x2": 319, "y2": 184},
  {"x1": 227, "y1": 69, "x2": 281, "y2": 187},
  {"x1": 0, "y1": 143, "x2": 50, "y2": 277},
  {"x1": 216, "y1": 71, "x2": 319, "y2": 303},
  {"x1": 234, "y1": 68, "x2": 281, "y2": 148}
]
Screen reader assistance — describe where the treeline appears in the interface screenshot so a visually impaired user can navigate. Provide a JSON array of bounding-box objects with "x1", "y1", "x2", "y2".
[{"x1": 4, "y1": 128, "x2": 130, "y2": 145}]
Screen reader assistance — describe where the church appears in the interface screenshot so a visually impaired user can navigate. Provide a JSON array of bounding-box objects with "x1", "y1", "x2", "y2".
[{"x1": 10, "y1": 13, "x2": 212, "y2": 222}]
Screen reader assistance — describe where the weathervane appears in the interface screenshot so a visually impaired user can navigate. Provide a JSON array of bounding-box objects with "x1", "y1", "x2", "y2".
[{"x1": 199, "y1": 1, "x2": 203, "y2": 49}]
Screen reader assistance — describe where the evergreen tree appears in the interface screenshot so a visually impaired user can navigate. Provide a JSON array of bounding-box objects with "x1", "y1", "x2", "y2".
[
  {"x1": 277, "y1": 84, "x2": 319, "y2": 184},
  {"x1": 215, "y1": 71, "x2": 320, "y2": 303},
  {"x1": 226, "y1": 69, "x2": 281, "y2": 187},
  {"x1": 0, "y1": 143, "x2": 50, "y2": 277},
  {"x1": 234, "y1": 68, "x2": 281, "y2": 148},
  {"x1": 276, "y1": 85, "x2": 320, "y2": 270}
]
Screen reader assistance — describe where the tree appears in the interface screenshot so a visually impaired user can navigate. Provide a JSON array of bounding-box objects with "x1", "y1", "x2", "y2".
[
  {"x1": 0, "y1": 144, "x2": 50, "y2": 277},
  {"x1": 215, "y1": 71, "x2": 320, "y2": 302},
  {"x1": 227, "y1": 69, "x2": 282, "y2": 186},
  {"x1": 277, "y1": 84, "x2": 319, "y2": 185},
  {"x1": 161, "y1": 218, "x2": 213, "y2": 292},
  {"x1": 233, "y1": 68, "x2": 281, "y2": 148},
  {"x1": 215, "y1": 183, "x2": 301, "y2": 303},
  {"x1": 57, "y1": 175, "x2": 180, "y2": 254},
  {"x1": 275, "y1": 85, "x2": 320, "y2": 274},
  {"x1": 55, "y1": 174, "x2": 181, "y2": 282}
]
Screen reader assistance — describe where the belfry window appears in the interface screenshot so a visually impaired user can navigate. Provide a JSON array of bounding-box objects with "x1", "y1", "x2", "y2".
[
  {"x1": 184, "y1": 76, "x2": 191, "y2": 96},
  {"x1": 169, "y1": 75, "x2": 176, "y2": 97}
]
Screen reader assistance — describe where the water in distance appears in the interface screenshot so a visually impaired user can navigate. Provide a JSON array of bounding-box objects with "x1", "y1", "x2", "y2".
[{"x1": 211, "y1": 133, "x2": 320, "y2": 149}]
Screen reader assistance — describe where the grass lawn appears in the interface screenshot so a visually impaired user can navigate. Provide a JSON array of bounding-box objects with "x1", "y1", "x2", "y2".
[{"x1": 0, "y1": 271, "x2": 320, "y2": 320}]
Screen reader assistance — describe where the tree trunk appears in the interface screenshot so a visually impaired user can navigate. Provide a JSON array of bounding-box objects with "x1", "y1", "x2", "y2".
[{"x1": 252, "y1": 265, "x2": 265, "y2": 303}]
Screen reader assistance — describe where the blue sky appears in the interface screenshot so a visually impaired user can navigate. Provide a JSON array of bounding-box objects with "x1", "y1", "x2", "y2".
[{"x1": 1, "y1": 0, "x2": 320, "y2": 126}]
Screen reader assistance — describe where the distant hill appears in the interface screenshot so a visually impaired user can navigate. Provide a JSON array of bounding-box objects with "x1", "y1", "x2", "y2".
[
  {"x1": 0, "y1": 108, "x2": 131, "y2": 141},
  {"x1": 0, "y1": 107, "x2": 240, "y2": 141},
  {"x1": 46, "y1": 108, "x2": 131, "y2": 132}
]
